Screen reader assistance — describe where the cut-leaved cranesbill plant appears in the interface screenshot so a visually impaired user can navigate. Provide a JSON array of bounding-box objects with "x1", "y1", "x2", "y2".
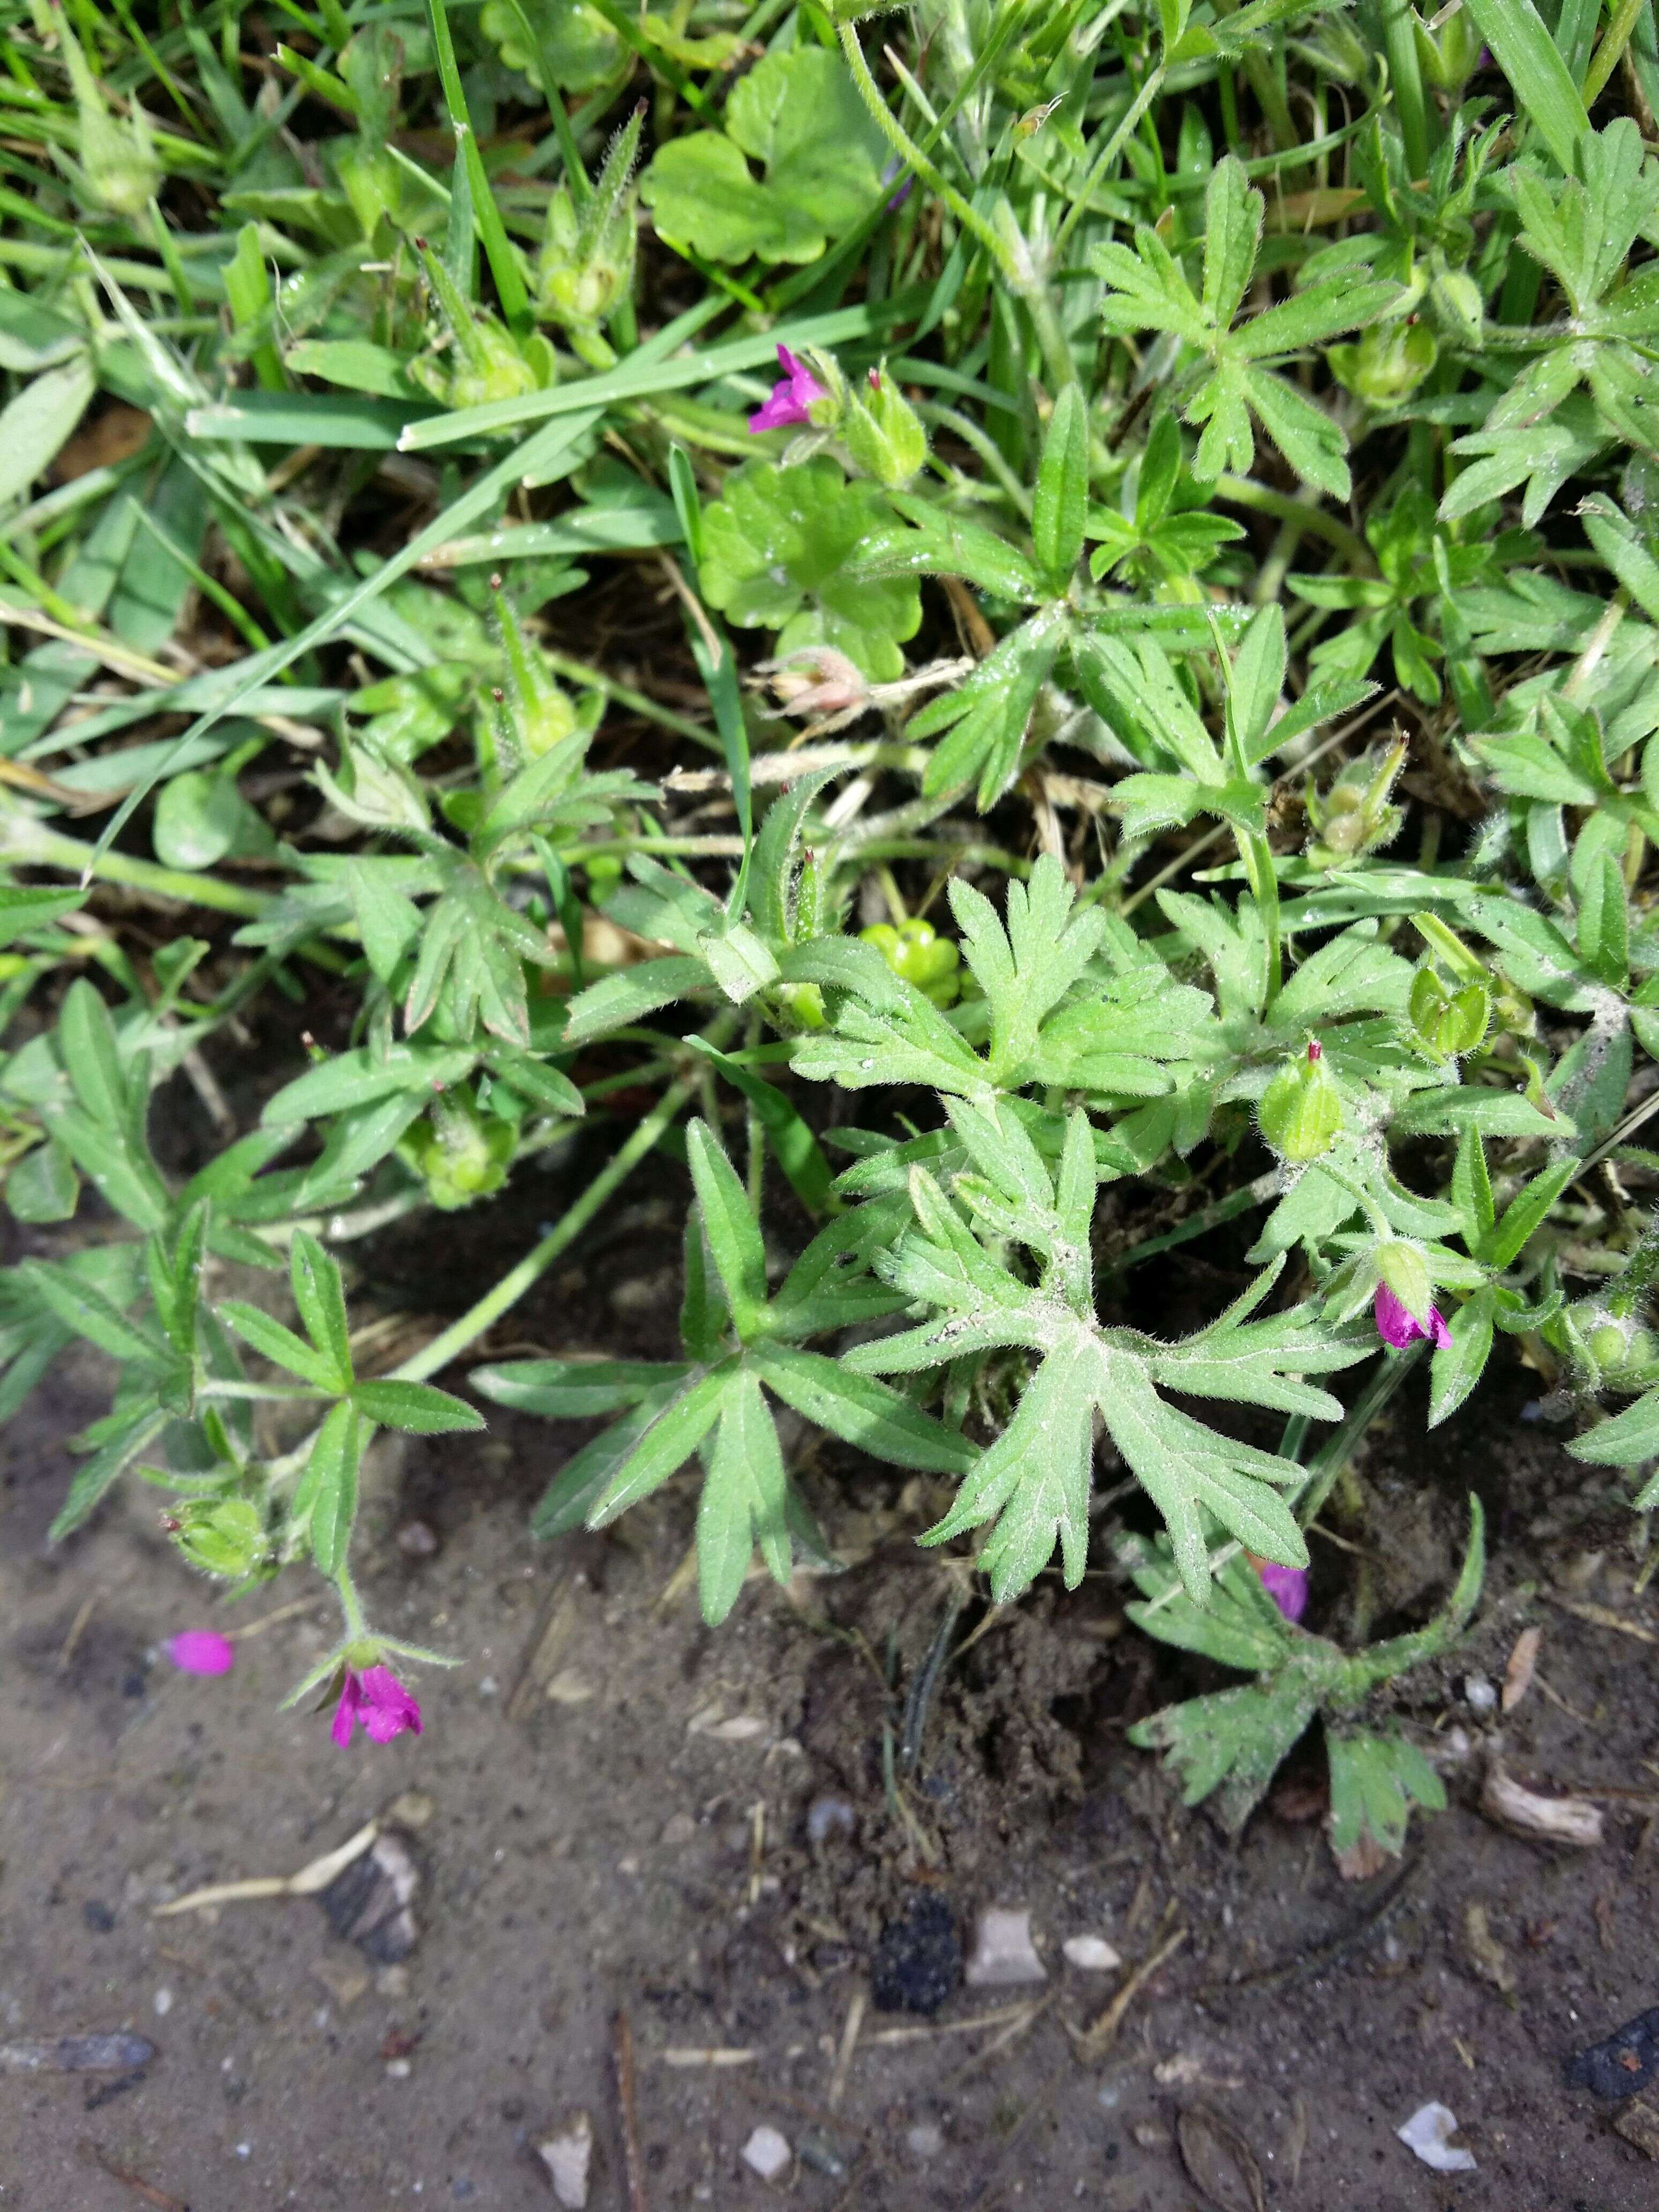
[{"x1": 4, "y1": 0, "x2": 1659, "y2": 1821}]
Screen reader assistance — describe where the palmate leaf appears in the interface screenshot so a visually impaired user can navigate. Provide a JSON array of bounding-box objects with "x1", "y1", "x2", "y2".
[
  {"x1": 1092, "y1": 156, "x2": 1396, "y2": 499},
  {"x1": 1132, "y1": 1677, "x2": 1322, "y2": 1830},
  {"x1": 1129, "y1": 1500, "x2": 1485, "y2": 1843},
  {"x1": 844, "y1": 1111, "x2": 1345, "y2": 1602},
  {"x1": 1326, "y1": 1729, "x2": 1446, "y2": 1857}
]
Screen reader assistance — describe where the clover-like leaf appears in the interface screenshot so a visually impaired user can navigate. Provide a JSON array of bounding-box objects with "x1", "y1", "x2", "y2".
[
  {"x1": 699, "y1": 460, "x2": 921, "y2": 681},
  {"x1": 639, "y1": 50, "x2": 886, "y2": 265}
]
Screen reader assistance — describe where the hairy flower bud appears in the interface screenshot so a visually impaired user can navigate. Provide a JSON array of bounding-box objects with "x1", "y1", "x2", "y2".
[
  {"x1": 536, "y1": 104, "x2": 642, "y2": 359},
  {"x1": 315, "y1": 734, "x2": 431, "y2": 834},
  {"x1": 1258, "y1": 1040, "x2": 1342, "y2": 1161},
  {"x1": 1374, "y1": 1239, "x2": 1433, "y2": 1327},
  {"x1": 1410, "y1": 968, "x2": 1491, "y2": 1058},
  {"x1": 843, "y1": 365, "x2": 929, "y2": 488},
  {"x1": 173, "y1": 1498, "x2": 267, "y2": 1580},
  {"x1": 1328, "y1": 320, "x2": 1437, "y2": 407},
  {"x1": 47, "y1": 2, "x2": 161, "y2": 217}
]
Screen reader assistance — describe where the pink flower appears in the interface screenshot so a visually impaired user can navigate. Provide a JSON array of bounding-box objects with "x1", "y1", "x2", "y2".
[
  {"x1": 332, "y1": 1664, "x2": 422, "y2": 1747},
  {"x1": 1374, "y1": 1281, "x2": 1451, "y2": 1350},
  {"x1": 1258, "y1": 1561, "x2": 1309, "y2": 1624},
  {"x1": 748, "y1": 344, "x2": 827, "y2": 434},
  {"x1": 168, "y1": 1628, "x2": 236, "y2": 1676}
]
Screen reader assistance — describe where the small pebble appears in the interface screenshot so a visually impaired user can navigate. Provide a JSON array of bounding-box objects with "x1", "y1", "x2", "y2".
[
  {"x1": 82, "y1": 1902, "x2": 116, "y2": 1934},
  {"x1": 741, "y1": 2125, "x2": 791, "y2": 2183},
  {"x1": 536, "y1": 2112, "x2": 593, "y2": 2209},
  {"x1": 660, "y1": 1813, "x2": 697, "y2": 1847},
  {"x1": 1396, "y1": 2101, "x2": 1476, "y2": 2173},
  {"x1": 906, "y1": 2123, "x2": 944, "y2": 2161},
  {"x1": 1464, "y1": 1674, "x2": 1497, "y2": 1715},
  {"x1": 152, "y1": 1989, "x2": 173, "y2": 2018},
  {"x1": 1062, "y1": 1935, "x2": 1122, "y2": 1972},
  {"x1": 386, "y1": 2058, "x2": 413, "y2": 2080},
  {"x1": 965, "y1": 1907, "x2": 1046, "y2": 1988},
  {"x1": 806, "y1": 1795, "x2": 857, "y2": 1845},
  {"x1": 397, "y1": 1520, "x2": 438, "y2": 1558}
]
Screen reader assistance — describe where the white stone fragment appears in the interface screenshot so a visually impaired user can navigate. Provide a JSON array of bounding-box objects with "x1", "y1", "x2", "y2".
[
  {"x1": 536, "y1": 2112, "x2": 593, "y2": 2208},
  {"x1": 965, "y1": 1907, "x2": 1047, "y2": 1987},
  {"x1": 1397, "y1": 2102, "x2": 1477, "y2": 2173},
  {"x1": 741, "y1": 2125, "x2": 792, "y2": 2182},
  {"x1": 1062, "y1": 1935, "x2": 1122, "y2": 1972}
]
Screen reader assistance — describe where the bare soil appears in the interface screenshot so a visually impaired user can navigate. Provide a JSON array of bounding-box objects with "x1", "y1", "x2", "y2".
[{"x1": 5, "y1": 1175, "x2": 1659, "y2": 2211}]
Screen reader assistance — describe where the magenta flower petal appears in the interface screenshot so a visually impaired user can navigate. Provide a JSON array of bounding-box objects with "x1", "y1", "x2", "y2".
[
  {"x1": 358, "y1": 1665, "x2": 423, "y2": 1744},
  {"x1": 332, "y1": 1672, "x2": 363, "y2": 1748},
  {"x1": 747, "y1": 342, "x2": 828, "y2": 434},
  {"x1": 1373, "y1": 1282, "x2": 1451, "y2": 1350},
  {"x1": 1374, "y1": 1281, "x2": 1419, "y2": 1348},
  {"x1": 1258, "y1": 1561, "x2": 1309, "y2": 1624},
  {"x1": 168, "y1": 1628, "x2": 236, "y2": 1677}
]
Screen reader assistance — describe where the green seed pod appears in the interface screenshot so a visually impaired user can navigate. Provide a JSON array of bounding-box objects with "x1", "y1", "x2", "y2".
[
  {"x1": 1258, "y1": 1041, "x2": 1342, "y2": 1162},
  {"x1": 536, "y1": 105, "x2": 643, "y2": 357},
  {"x1": 174, "y1": 1498, "x2": 267, "y2": 1581},
  {"x1": 769, "y1": 980, "x2": 827, "y2": 1032},
  {"x1": 843, "y1": 365, "x2": 929, "y2": 489},
  {"x1": 402, "y1": 1094, "x2": 515, "y2": 1210},
  {"x1": 48, "y1": 4, "x2": 161, "y2": 218},
  {"x1": 492, "y1": 587, "x2": 577, "y2": 761},
  {"x1": 1327, "y1": 320, "x2": 1438, "y2": 407},
  {"x1": 1588, "y1": 1321, "x2": 1627, "y2": 1369}
]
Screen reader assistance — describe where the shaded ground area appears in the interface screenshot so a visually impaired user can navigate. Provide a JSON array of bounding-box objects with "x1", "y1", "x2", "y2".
[{"x1": 5, "y1": 1214, "x2": 1659, "y2": 2211}]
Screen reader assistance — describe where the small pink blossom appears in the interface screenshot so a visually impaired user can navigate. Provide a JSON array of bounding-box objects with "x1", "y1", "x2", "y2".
[
  {"x1": 168, "y1": 1628, "x2": 236, "y2": 1676},
  {"x1": 332, "y1": 1664, "x2": 422, "y2": 1748},
  {"x1": 1258, "y1": 1561, "x2": 1309, "y2": 1624},
  {"x1": 748, "y1": 344, "x2": 827, "y2": 434},
  {"x1": 1374, "y1": 1281, "x2": 1451, "y2": 1351}
]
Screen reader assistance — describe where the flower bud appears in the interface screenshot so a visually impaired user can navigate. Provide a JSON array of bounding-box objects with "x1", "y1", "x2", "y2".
[
  {"x1": 1374, "y1": 1238, "x2": 1433, "y2": 1325},
  {"x1": 315, "y1": 735, "x2": 431, "y2": 834},
  {"x1": 535, "y1": 105, "x2": 642, "y2": 360},
  {"x1": 843, "y1": 365, "x2": 929, "y2": 488},
  {"x1": 1327, "y1": 319, "x2": 1437, "y2": 406},
  {"x1": 1258, "y1": 1040, "x2": 1342, "y2": 1161},
  {"x1": 173, "y1": 1498, "x2": 267, "y2": 1580},
  {"x1": 401, "y1": 1093, "x2": 515, "y2": 1210},
  {"x1": 43, "y1": 4, "x2": 162, "y2": 218}
]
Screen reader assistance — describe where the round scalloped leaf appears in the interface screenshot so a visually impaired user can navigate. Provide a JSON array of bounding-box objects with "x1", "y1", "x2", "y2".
[
  {"x1": 479, "y1": 0, "x2": 622, "y2": 93},
  {"x1": 699, "y1": 459, "x2": 921, "y2": 682},
  {"x1": 640, "y1": 49, "x2": 887, "y2": 266}
]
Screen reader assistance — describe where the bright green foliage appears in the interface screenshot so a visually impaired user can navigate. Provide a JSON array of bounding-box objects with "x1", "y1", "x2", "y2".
[
  {"x1": 1092, "y1": 158, "x2": 1398, "y2": 498},
  {"x1": 640, "y1": 51, "x2": 888, "y2": 264},
  {"x1": 699, "y1": 460, "x2": 923, "y2": 679},
  {"x1": 474, "y1": 1119, "x2": 971, "y2": 1622},
  {"x1": 1126, "y1": 1499, "x2": 1484, "y2": 1856},
  {"x1": 5, "y1": 0, "x2": 1659, "y2": 1825}
]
